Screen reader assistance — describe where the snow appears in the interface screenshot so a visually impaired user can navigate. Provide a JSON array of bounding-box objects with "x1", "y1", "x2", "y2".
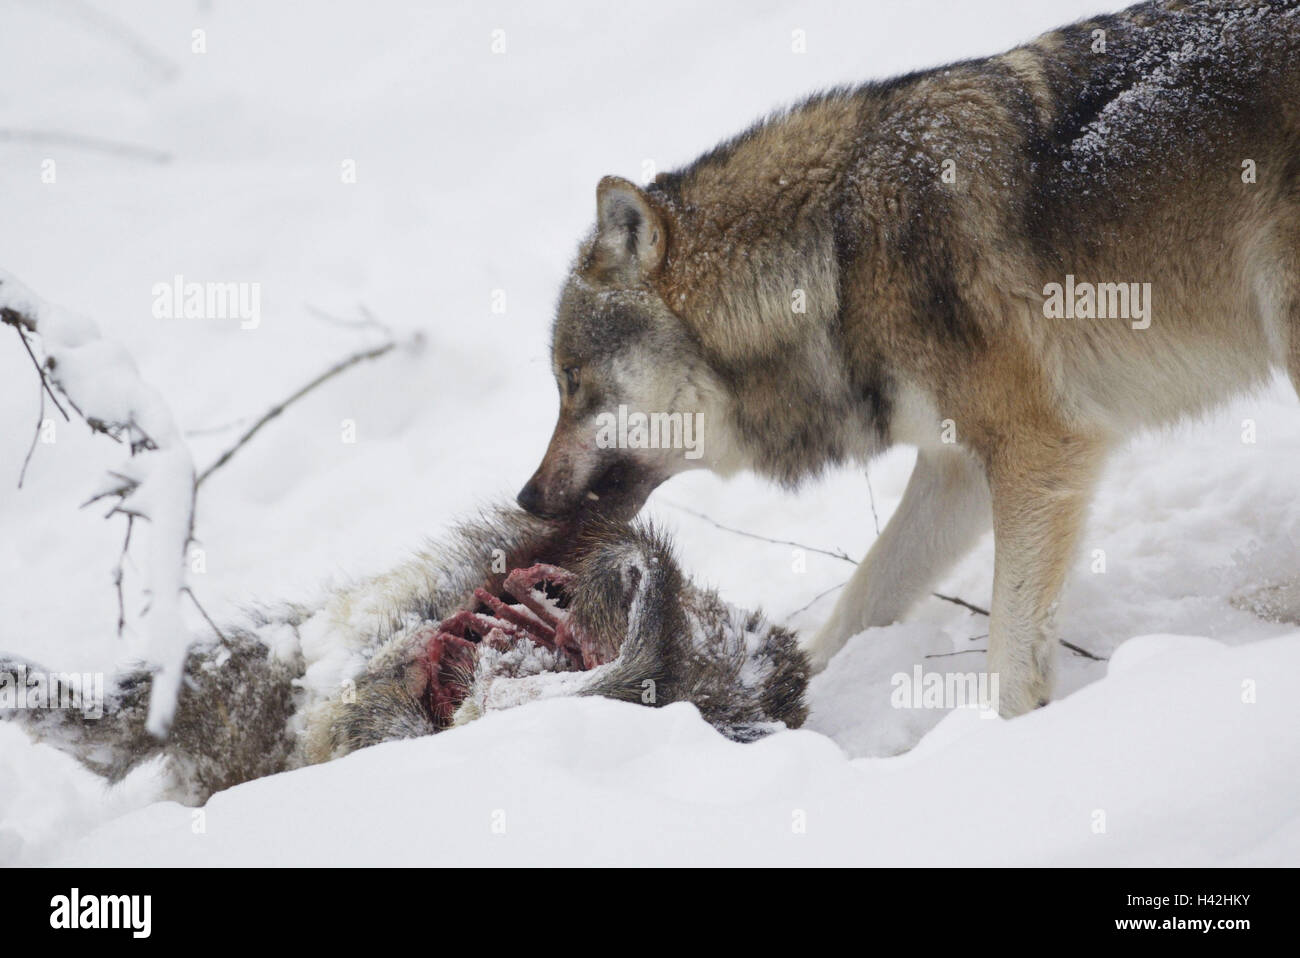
[
  {"x1": 36, "y1": 633, "x2": 1300, "y2": 866},
  {"x1": 0, "y1": 269, "x2": 195, "y2": 735},
  {"x1": 460, "y1": 646, "x2": 600, "y2": 717},
  {"x1": 2, "y1": 0, "x2": 1299, "y2": 866}
]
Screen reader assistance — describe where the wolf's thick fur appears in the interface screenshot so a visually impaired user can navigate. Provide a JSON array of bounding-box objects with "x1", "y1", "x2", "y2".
[
  {"x1": 520, "y1": 0, "x2": 1300, "y2": 715},
  {"x1": 3, "y1": 511, "x2": 807, "y2": 804}
]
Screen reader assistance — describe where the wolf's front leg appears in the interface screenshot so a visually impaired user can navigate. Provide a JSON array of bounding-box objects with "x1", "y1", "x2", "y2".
[
  {"x1": 985, "y1": 432, "x2": 1107, "y2": 716},
  {"x1": 803, "y1": 447, "x2": 991, "y2": 672}
]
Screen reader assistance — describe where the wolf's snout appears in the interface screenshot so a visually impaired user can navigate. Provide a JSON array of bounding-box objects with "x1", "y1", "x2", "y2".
[{"x1": 516, "y1": 475, "x2": 555, "y2": 518}]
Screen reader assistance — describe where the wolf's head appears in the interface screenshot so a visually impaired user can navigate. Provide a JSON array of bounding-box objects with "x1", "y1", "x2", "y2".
[{"x1": 518, "y1": 176, "x2": 732, "y2": 521}]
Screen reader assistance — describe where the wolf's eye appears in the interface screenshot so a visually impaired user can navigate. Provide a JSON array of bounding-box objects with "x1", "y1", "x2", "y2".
[{"x1": 563, "y1": 366, "x2": 581, "y2": 396}]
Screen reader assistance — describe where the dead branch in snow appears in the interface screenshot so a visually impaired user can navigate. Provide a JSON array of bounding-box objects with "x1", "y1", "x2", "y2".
[
  {"x1": 865, "y1": 465, "x2": 882, "y2": 536},
  {"x1": 35, "y1": 0, "x2": 179, "y2": 82},
  {"x1": 1060, "y1": 639, "x2": 1107, "y2": 661},
  {"x1": 112, "y1": 516, "x2": 135, "y2": 637},
  {"x1": 5, "y1": 279, "x2": 420, "y2": 734},
  {"x1": 0, "y1": 129, "x2": 172, "y2": 165},
  {"x1": 662, "y1": 499, "x2": 860, "y2": 563},
  {"x1": 305, "y1": 301, "x2": 394, "y2": 337},
  {"x1": 3, "y1": 272, "x2": 194, "y2": 734},
  {"x1": 788, "y1": 579, "x2": 849, "y2": 617},
  {"x1": 5, "y1": 309, "x2": 70, "y2": 417},
  {"x1": 11, "y1": 316, "x2": 68, "y2": 487},
  {"x1": 182, "y1": 586, "x2": 226, "y2": 643},
  {"x1": 195, "y1": 333, "x2": 413, "y2": 490},
  {"x1": 662, "y1": 499, "x2": 991, "y2": 616},
  {"x1": 931, "y1": 592, "x2": 991, "y2": 616},
  {"x1": 664, "y1": 500, "x2": 1107, "y2": 661}
]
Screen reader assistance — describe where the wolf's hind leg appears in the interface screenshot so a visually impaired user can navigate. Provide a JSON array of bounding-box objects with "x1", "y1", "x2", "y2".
[{"x1": 803, "y1": 447, "x2": 991, "y2": 673}]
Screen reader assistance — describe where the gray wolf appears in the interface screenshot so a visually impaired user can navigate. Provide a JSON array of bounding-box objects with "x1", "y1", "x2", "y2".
[
  {"x1": 517, "y1": 0, "x2": 1300, "y2": 716},
  {"x1": 2, "y1": 509, "x2": 807, "y2": 804}
]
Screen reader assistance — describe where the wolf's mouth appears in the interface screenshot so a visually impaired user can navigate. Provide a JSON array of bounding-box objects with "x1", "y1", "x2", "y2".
[
  {"x1": 583, "y1": 457, "x2": 666, "y2": 522},
  {"x1": 519, "y1": 457, "x2": 667, "y2": 523},
  {"x1": 417, "y1": 562, "x2": 615, "y2": 728}
]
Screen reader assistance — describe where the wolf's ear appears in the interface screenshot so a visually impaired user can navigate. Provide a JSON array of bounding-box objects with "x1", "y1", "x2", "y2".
[{"x1": 595, "y1": 175, "x2": 667, "y2": 277}]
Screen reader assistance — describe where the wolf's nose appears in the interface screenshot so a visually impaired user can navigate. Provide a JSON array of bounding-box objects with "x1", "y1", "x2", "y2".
[{"x1": 516, "y1": 478, "x2": 547, "y2": 517}]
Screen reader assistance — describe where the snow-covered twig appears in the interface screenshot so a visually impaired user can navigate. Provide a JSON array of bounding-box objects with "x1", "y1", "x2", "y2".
[
  {"x1": 2, "y1": 269, "x2": 195, "y2": 735},
  {"x1": 5, "y1": 277, "x2": 423, "y2": 737}
]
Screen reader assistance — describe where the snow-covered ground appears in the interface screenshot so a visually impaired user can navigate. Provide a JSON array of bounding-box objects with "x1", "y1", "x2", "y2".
[{"x1": 2, "y1": 0, "x2": 1298, "y2": 866}]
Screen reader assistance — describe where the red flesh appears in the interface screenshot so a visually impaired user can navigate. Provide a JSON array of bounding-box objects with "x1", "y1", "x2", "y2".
[{"x1": 419, "y1": 563, "x2": 604, "y2": 728}]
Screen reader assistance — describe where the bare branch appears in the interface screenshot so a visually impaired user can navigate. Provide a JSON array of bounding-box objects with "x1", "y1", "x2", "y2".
[
  {"x1": 662, "y1": 500, "x2": 998, "y2": 624},
  {"x1": 184, "y1": 416, "x2": 249, "y2": 439},
  {"x1": 788, "y1": 579, "x2": 848, "y2": 618},
  {"x1": 6, "y1": 307, "x2": 71, "y2": 488},
  {"x1": 0, "y1": 129, "x2": 171, "y2": 164},
  {"x1": 18, "y1": 371, "x2": 46, "y2": 488},
  {"x1": 0, "y1": 304, "x2": 36, "y2": 332},
  {"x1": 661, "y1": 500, "x2": 861, "y2": 563},
  {"x1": 930, "y1": 592, "x2": 991, "y2": 616},
  {"x1": 1061, "y1": 639, "x2": 1108, "y2": 661},
  {"x1": 923, "y1": 634, "x2": 1106, "y2": 661},
  {"x1": 81, "y1": 470, "x2": 141, "y2": 510},
  {"x1": 195, "y1": 337, "x2": 409, "y2": 489},
  {"x1": 33, "y1": 0, "x2": 179, "y2": 81},
  {"x1": 659, "y1": 499, "x2": 1110, "y2": 663},
  {"x1": 305, "y1": 301, "x2": 394, "y2": 337},
  {"x1": 182, "y1": 587, "x2": 226, "y2": 643},
  {"x1": 4, "y1": 311, "x2": 70, "y2": 421},
  {"x1": 113, "y1": 516, "x2": 135, "y2": 638},
  {"x1": 865, "y1": 466, "x2": 882, "y2": 536}
]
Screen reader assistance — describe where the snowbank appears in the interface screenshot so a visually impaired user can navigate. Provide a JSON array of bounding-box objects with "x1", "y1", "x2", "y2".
[{"x1": 44, "y1": 633, "x2": 1300, "y2": 866}]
